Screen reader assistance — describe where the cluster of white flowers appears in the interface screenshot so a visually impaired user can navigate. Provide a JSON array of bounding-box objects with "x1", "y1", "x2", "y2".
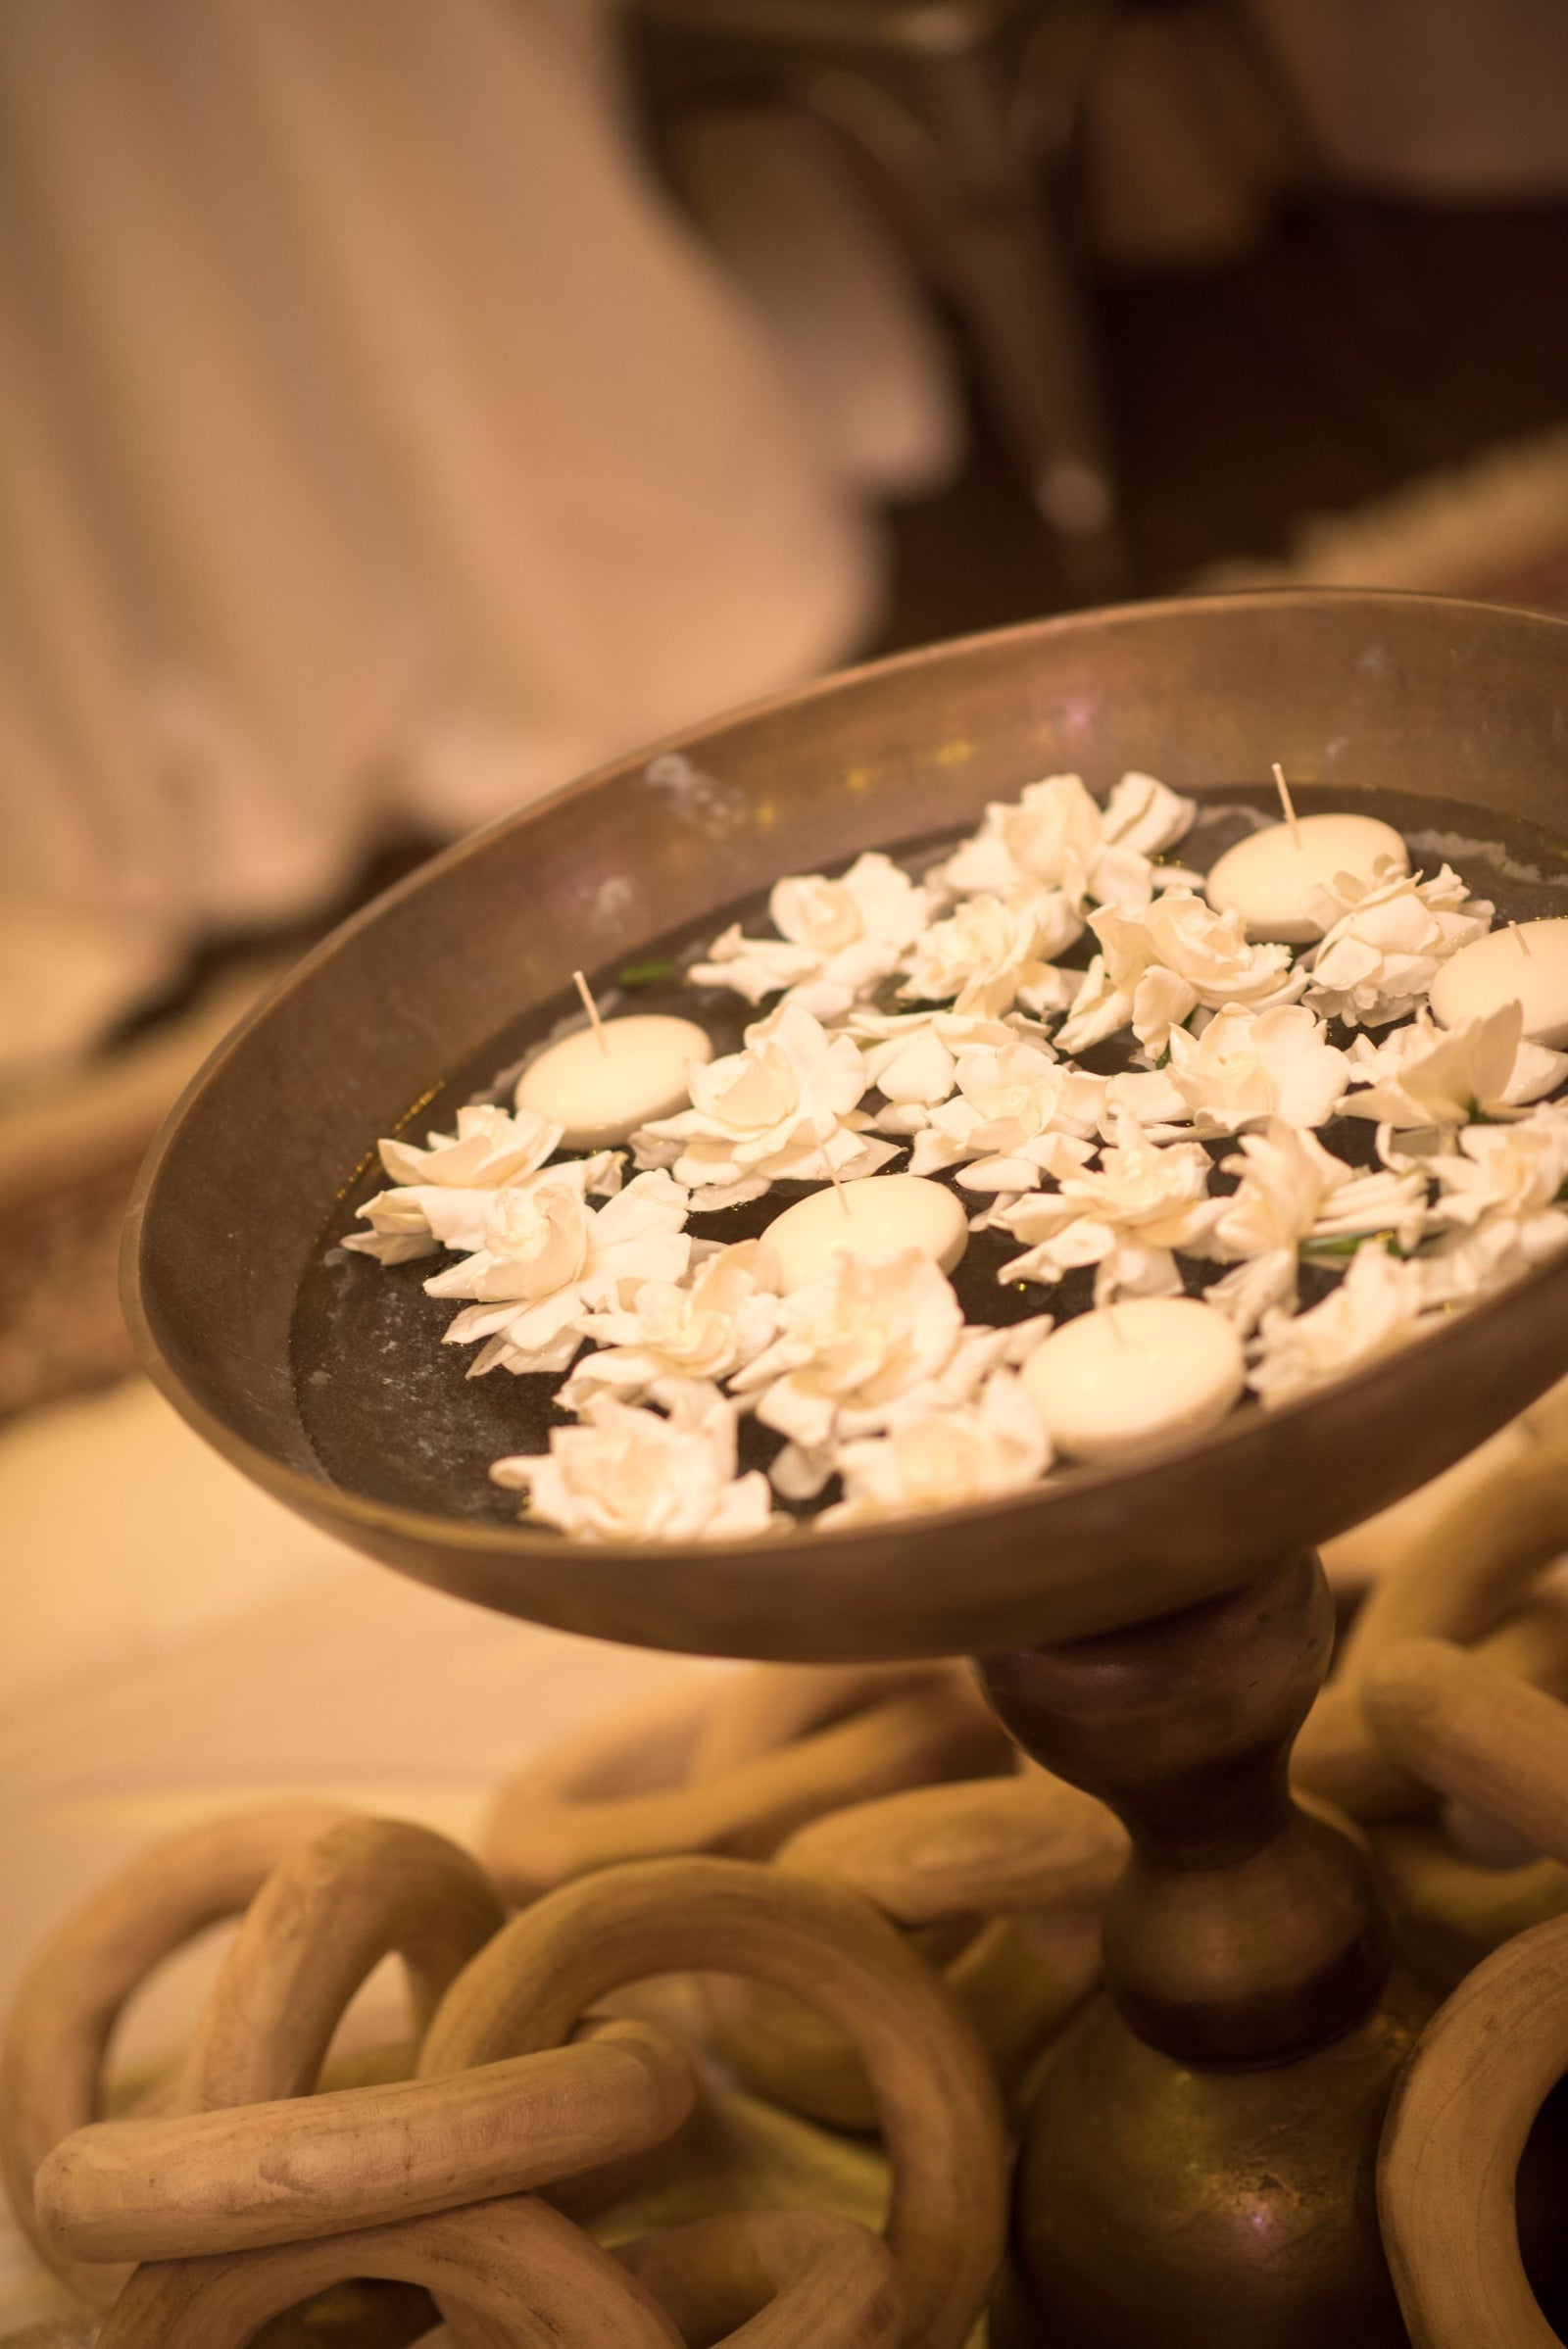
[{"x1": 341, "y1": 771, "x2": 1568, "y2": 1541}]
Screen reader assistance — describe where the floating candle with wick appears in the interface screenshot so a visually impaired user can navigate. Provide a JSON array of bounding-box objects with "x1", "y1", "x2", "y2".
[
  {"x1": 1204, "y1": 763, "x2": 1408, "y2": 945},
  {"x1": 514, "y1": 970, "x2": 711, "y2": 1149},
  {"x1": 1021, "y1": 1297, "x2": 1244, "y2": 1463},
  {"x1": 1429, "y1": 915, "x2": 1568, "y2": 1047},
  {"x1": 764, "y1": 1172, "x2": 968, "y2": 1293}
]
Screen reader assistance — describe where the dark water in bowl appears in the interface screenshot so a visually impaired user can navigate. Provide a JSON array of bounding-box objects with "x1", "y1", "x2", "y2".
[{"x1": 290, "y1": 785, "x2": 1568, "y2": 1528}]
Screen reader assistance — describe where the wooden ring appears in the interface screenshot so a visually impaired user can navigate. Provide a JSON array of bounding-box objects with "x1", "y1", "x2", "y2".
[
  {"x1": 1362, "y1": 1639, "x2": 1568, "y2": 1870},
  {"x1": 94, "y1": 2192, "x2": 684, "y2": 2349},
  {"x1": 1378, "y1": 1912, "x2": 1568, "y2": 2348},
  {"x1": 1367, "y1": 1820, "x2": 1568, "y2": 1948},
  {"x1": 699, "y1": 1774, "x2": 1121, "y2": 2129},
  {"x1": 0, "y1": 1803, "x2": 349, "y2": 2306},
  {"x1": 34, "y1": 2016, "x2": 694, "y2": 2264},
  {"x1": 418, "y1": 1854, "x2": 1007, "y2": 2349},
  {"x1": 616, "y1": 2210, "x2": 902, "y2": 2348},
  {"x1": 1297, "y1": 1434, "x2": 1568, "y2": 1817},
  {"x1": 482, "y1": 1664, "x2": 1008, "y2": 1905},
  {"x1": 180, "y1": 1818, "x2": 504, "y2": 2112}
]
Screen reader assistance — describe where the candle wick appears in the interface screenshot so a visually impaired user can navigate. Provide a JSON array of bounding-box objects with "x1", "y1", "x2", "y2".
[
  {"x1": 1511, "y1": 922, "x2": 1533, "y2": 957},
  {"x1": 819, "y1": 1141, "x2": 853, "y2": 1218},
  {"x1": 1271, "y1": 761, "x2": 1303, "y2": 851},
  {"x1": 572, "y1": 968, "x2": 611, "y2": 1057}
]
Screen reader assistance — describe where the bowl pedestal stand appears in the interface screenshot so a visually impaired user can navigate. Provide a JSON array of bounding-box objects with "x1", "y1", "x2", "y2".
[{"x1": 979, "y1": 1549, "x2": 1423, "y2": 2348}]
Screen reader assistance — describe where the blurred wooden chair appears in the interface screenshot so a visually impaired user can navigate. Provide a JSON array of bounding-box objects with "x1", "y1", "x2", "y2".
[{"x1": 623, "y1": 0, "x2": 1126, "y2": 594}]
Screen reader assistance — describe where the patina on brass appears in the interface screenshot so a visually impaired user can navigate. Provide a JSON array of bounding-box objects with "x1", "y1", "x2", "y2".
[
  {"x1": 981, "y1": 1554, "x2": 1417, "y2": 2345},
  {"x1": 122, "y1": 592, "x2": 1568, "y2": 2345},
  {"x1": 124, "y1": 590, "x2": 1568, "y2": 1665}
]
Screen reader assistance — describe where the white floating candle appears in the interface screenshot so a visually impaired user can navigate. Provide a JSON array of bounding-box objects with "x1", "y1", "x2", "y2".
[
  {"x1": 1429, "y1": 917, "x2": 1568, "y2": 1047},
  {"x1": 515, "y1": 1013, "x2": 712, "y2": 1149},
  {"x1": 1205, "y1": 813, "x2": 1409, "y2": 944},
  {"x1": 1020, "y1": 1297, "x2": 1244, "y2": 1463},
  {"x1": 764, "y1": 1172, "x2": 968, "y2": 1293}
]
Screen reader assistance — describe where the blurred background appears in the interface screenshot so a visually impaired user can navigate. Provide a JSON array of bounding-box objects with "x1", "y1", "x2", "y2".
[
  {"x1": 6, "y1": 0, "x2": 1568, "y2": 1418},
  {"x1": 3, "y1": 7, "x2": 1568, "y2": 2325}
]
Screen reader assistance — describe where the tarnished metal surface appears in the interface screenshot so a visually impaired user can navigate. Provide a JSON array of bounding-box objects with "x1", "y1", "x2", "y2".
[{"x1": 124, "y1": 591, "x2": 1568, "y2": 1662}]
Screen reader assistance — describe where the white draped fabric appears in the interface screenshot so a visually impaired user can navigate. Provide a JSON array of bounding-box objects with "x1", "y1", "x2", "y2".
[{"x1": 0, "y1": 0, "x2": 877, "y2": 1048}]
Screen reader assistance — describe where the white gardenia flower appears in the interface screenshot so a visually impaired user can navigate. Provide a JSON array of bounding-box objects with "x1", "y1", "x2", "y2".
[
  {"x1": 1341, "y1": 1003, "x2": 1568, "y2": 1130},
  {"x1": 729, "y1": 1250, "x2": 965, "y2": 1477},
  {"x1": 688, "y1": 852, "x2": 932, "y2": 1019},
  {"x1": 1199, "y1": 1120, "x2": 1429, "y2": 1334},
  {"x1": 381, "y1": 1102, "x2": 563, "y2": 1190},
  {"x1": 908, "y1": 1040, "x2": 1105, "y2": 1193},
  {"x1": 491, "y1": 1382, "x2": 773, "y2": 1542},
  {"x1": 819, "y1": 1369, "x2": 1052, "y2": 1529},
  {"x1": 846, "y1": 1004, "x2": 1035, "y2": 1134},
  {"x1": 937, "y1": 770, "x2": 1195, "y2": 913},
  {"x1": 1056, "y1": 891, "x2": 1301, "y2": 1059},
  {"x1": 561, "y1": 1239, "x2": 782, "y2": 1408},
  {"x1": 1161, "y1": 1005, "x2": 1349, "y2": 1135},
  {"x1": 345, "y1": 1149, "x2": 621, "y2": 1263},
  {"x1": 1303, "y1": 858, "x2": 1493, "y2": 1028},
  {"x1": 1418, "y1": 1108, "x2": 1568, "y2": 1304},
  {"x1": 632, "y1": 1001, "x2": 897, "y2": 1208},
  {"x1": 991, "y1": 1115, "x2": 1221, "y2": 1305},
  {"x1": 900, "y1": 891, "x2": 1082, "y2": 1018},
  {"x1": 342, "y1": 1104, "x2": 622, "y2": 1263},
  {"x1": 1249, "y1": 1241, "x2": 1437, "y2": 1408},
  {"x1": 426, "y1": 1168, "x2": 692, "y2": 1376}
]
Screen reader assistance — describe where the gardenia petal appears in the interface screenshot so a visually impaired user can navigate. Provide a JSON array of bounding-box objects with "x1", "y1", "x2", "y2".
[
  {"x1": 491, "y1": 1384, "x2": 773, "y2": 1542},
  {"x1": 348, "y1": 1151, "x2": 622, "y2": 1261},
  {"x1": 993, "y1": 1115, "x2": 1220, "y2": 1303},
  {"x1": 688, "y1": 851, "x2": 932, "y2": 1018},
  {"x1": 1201, "y1": 1248, "x2": 1301, "y2": 1337},
  {"x1": 1249, "y1": 1242, "x2": 1437, "y2": 1407},
  {"x1": 1057, "y1": 892, "x2": 1300, "y2": 1058},
  {"x1": 633, "y1": 1002, "x2": 888, "y2": 1200},
  {"x1": 936, "y1": 770, "x2": 1194, "y2": 914},
  {"x1": 1204, "y1": 1121, "x2": 1429, "y2": 1265},
  {"x1": 1426, "y1": 1107, "x2": 1568, "y2": 1231},
  {"x1": 729, "y1": 1250, "x2": 965, "y2": 1456},
  {"x1": 906, "y1": 1040, "x2": 1105, "y2": 1179},
  {"x1": 378, "y1": 1102, "x2": 563, "y2": 1190},
  {"x1": 429, "y1": 1169, "x2": 692, "y2": 1376},
  {"x1": 1303, "y1": 858, "x2": 1493, "y2": 1028},
  {"x1": 937, "y1": 773, "x2": 1105, "y2": 905},
  {"x1": 1342, "y1": 1003, "x2": 1568, "y2": 1128},
  {"x1": 1164, "y1": 1005, "x2": 1349, "y2": 1133},
  {"x1": 423, "y1": 1181, "x2": 592, "y2": 1304},
  {"x1": 819, "y1": 1369, "x2": 1052, "y2": 1528},
  {"x1": 1101, "y1": 769, "x2": 1199, "y2": 858},
  {"x1": 562, "y1": 1240, "x2": 782, "y2": 1407},
  {"x1": 900, "y1": 892, "x2": 1081, "y2": 1018}
]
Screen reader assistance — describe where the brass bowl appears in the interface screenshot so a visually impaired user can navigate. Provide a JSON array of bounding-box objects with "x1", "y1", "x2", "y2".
[{"x1": 124, "y1": 590, "x2": 1568, "y2": 1662}]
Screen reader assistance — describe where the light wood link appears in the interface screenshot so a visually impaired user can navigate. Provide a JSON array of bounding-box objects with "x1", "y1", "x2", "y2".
[
  {"x1": 418, "y1": 1853, "x2": 1007, "y2": 2349},
  {"x1": 0, "y1": 1802, "x2": 350, "y2": 2307},
  {"x1": 33, "y1": 2017, "x2": 695, "y2": 2263},
  {"x1": 1367, "y1": 1821, "x2": 1568, "y2": 1948},
  {"x1": 179, "y1": 1817, "x2": 504, "y2": 2113},
  {"x1": 93, "y1": 2192, "x2": 683, "y2": 2349},
  {"x1": 1362, "y1": 1635, "x2": 1568, "y2": 2342},
  {"x1": 615, "y1": 2211, "x2": 902, "y2": 2349},
  {"x1": 1296, "y1": 1431, "x2": 1568, "y2": 1817},
  {"x1": 483, "y1": 1663, "x2": 1008, "y2": 1903},
  {"x1": 1362, "y1": 1637, "x2": 1568, "y2": 1865},
  {"x1": 700, "y1": 1772, "x2": 1123, "y2": 2128},
  {"x1": 1378, "y1": 1915, "x2": 1568, "y2": 2349}
]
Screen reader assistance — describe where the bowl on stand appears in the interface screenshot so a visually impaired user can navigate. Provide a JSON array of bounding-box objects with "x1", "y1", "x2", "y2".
[{"x1": 125, "y1": 591, "x2": 1568, "y2": 2346}]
